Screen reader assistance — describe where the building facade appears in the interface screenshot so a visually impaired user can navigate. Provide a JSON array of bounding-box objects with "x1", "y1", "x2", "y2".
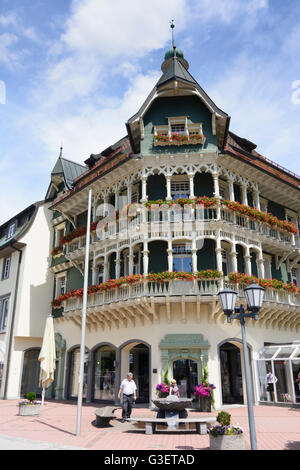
[
  {"x1": 43, "y1": 46, "x2": 300, "y2": 409},
  {"x1": 0, "y1": 201, "x2": 53, "y2": 399}
]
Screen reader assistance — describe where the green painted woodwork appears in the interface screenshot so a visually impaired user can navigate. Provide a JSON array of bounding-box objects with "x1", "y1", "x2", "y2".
[
  {"x1": 280, "y1": 263, "x2": 288, "y2": 283},
  {"x1": 267, "y1": 200, "x2": 285, "y2": 220},
  {"x1": 147, "y1": 174, "x2": 167, "y2": 200},
  {"x1": 250, "y1": 251, "x2": 258, "y2": 277},
  {"x1": 197, "y1": 239, "x2": 216, "y2": 271},
  {"x1": 194, "y1": 172, "x2": 214, "y2": 197},
  {"x1": 51, "y1": 253, "x2": 67, "y2": 267},
  {"x1": 66, "y1": 267, "x2": 83, "y2": 292},
  {"x1": 148, "y1": 241, "x2": 168, "y2": 273},
  {"x1": 77, "y1": 210, "x2": 87, "y2": 227},
  {"x1": 247, "y1": 191, "x2": 253, "y2": 207},
  {"x1": 164, "y1": 48, "x2": 184, "y2": 60},
  {"x1": 142, "y1": 95, "x2": 217, "y2": 155},
  {"x1": 271, "y1": 255, "x2": 282, "y2": 281},
  {"x1": 236, "y1": 245, "x2": 245, "y2": 273},
  {"x1": 109, "y1": 252, "x2": 116, "y2": 279},
  {"x1": 159, "y1": 334, "x2": 210, "y2": 386},
  {"x1": 234, "y1": 184, "x2": 241, "y2": 203}
]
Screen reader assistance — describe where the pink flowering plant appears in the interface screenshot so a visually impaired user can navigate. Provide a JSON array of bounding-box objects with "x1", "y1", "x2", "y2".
[
  {"x1": 194, "y1": 365, "x2": 216, "y2": 407},
  {"x1": 156, "y1": 383, "x2": 170, "y2": 397}
]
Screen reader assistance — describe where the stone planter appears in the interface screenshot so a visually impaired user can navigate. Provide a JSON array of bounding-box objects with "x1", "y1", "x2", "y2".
[
  {"x1": 200, "y1": 396, "x2": 211, "y2": 412},
  {"x1": 209, "y1": 434, "x2": 246, "y2": 450},
  {"x1": 18, "y1": 404, "x2": 40, "y2": 416}
]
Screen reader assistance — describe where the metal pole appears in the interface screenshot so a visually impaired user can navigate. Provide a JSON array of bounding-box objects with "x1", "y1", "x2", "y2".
[
  {"x1": 76, "y1": 188, "x2": 92, "y2": 436},
  {"x1": 240, "y1": 306, "x2": 258, "y2": 450}
]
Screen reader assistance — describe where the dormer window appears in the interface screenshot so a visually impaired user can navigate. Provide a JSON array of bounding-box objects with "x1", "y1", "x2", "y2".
[{"x1": 154, "y1": 116, "x2": 205, "y2": 146}]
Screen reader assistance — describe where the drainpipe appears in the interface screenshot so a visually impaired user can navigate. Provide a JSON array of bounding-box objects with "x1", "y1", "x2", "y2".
[{"x1": 3, "y1": 243, "x2": 23, "y2": 400}]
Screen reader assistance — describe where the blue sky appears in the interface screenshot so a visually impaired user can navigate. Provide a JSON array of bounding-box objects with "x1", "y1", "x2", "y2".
[{"x1": 0, "y1": 0, "x2": 300, "y2": 224}]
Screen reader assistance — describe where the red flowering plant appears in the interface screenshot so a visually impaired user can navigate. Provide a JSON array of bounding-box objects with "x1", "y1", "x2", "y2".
[
  {"x1": 221, "y1": 200, "x2": 298, "y2": 235},
  {"x1": 228, "y1": 272, "x2": 299, "y2": 294},
  {"x1": 52, "y1": 270, "x2": 223, "y2": 308}
]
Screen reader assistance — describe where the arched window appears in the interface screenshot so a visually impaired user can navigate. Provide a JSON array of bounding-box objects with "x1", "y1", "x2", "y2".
[{"x1": 68, "y1": 347, "x2": 88, "y2": 399}]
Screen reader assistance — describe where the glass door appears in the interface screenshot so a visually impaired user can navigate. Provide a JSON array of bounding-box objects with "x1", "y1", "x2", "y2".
[{"x1": 173, "y1": 359, "x2": 198, "y2": 398}]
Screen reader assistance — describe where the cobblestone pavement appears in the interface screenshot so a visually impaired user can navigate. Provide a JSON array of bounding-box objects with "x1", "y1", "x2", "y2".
[{"x1": 0, "y1": 400, "x2": 299, "y2": 450}]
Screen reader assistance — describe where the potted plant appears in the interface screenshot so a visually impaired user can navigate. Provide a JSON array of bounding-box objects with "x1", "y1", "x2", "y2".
[
  {"x1": 18, "y1": 392, "x2": 41, "y2": 416},
  {"x1": 209, "y1": 411, "x2": 245, "y2": 450},
  {"x1": 156, "y1": 383, "x2": 170, "y2": 398},
  {"x1": 194, "y1": 365, "x2": 216, "y2": 412}
]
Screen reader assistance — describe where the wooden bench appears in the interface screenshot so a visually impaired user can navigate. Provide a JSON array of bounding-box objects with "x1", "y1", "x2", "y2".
[
  {"x1": 94, "y1": 406, "x2": 120, "y2": 427},
  {"x1": 128, "y1": 417, "x2": 217, "y2": 435}
]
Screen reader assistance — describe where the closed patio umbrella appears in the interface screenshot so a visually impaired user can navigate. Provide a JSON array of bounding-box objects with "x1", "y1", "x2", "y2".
[{"x1": 38, "y1": 315, "x2": 56, "y2": 406}]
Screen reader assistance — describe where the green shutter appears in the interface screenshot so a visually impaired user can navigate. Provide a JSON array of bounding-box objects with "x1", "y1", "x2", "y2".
[
  {"x1": 194, "y1": 172, "x2": 214, "y2": 197},
  {"x1": 147, "y1": 174, "x2": 167, "y2": 200},
  {"x1": 148, "y1": 241, "x2": 168, "y2": 273},
  {"x1": 197, "y1": 239, "x2": 216, "y2": 270}
]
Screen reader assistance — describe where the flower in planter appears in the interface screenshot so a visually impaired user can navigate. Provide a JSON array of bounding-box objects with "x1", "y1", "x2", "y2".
[
  {"x1": 209, "y1": 411, "x2": 243, "y2": 437},
  {"x1": 156, "y1": 382, "x2": 170, "y2": 396}
]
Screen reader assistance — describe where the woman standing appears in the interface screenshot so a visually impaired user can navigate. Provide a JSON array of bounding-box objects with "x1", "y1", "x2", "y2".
[{"x1": 169, "y1": 379, "x2": 180, "y2": 397}]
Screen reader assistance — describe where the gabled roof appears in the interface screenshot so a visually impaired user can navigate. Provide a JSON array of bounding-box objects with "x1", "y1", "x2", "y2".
[
  {"x1": 51, "y1": 156, "x2": 87, "y2": 189},
  {"x1": 126, "y1": 54, "x2": 230, "y2": 153},
  {"x1": 45, "y1": 155, "x2": 87, "y2": 201}
]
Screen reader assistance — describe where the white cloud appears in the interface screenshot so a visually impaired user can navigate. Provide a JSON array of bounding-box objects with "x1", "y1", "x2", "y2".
[{"x1": 0, "y1": 33, "x2": 19, "y2": 67}]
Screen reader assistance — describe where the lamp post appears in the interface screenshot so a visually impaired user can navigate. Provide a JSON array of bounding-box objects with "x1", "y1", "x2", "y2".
[{"x1": 218, "y1": 282, "x2": 264, "y2": 451}]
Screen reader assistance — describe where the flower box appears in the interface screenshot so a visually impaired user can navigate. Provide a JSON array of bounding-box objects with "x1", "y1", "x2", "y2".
[
  {"x1": 209, "y1": 433, "x2": 246, "y2": 450},
  {"x1": 18, "y1": 403, "x2": 40, "y2": 416}
]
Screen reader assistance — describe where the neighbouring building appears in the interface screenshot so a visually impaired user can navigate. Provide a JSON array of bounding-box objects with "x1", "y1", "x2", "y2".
[
  {"x1": 39, "y1": 43, "x2": 300, "y2": 408},
  {"x1": 0, "y1": 201, "x2": 54, "y2": 399}
]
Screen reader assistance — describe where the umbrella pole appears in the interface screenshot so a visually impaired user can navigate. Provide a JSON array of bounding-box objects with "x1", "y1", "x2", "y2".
[
  {"x1": 76, "y1": 188, "x2": 92, "y2": 436},
  {"x1": 42, "y1": 388, "x2": 45, "y2": 406}
]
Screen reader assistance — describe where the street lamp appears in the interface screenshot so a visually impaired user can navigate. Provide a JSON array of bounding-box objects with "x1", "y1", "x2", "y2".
[{"x1": 218, "y1": 281, "x2": 264, "y2": 451}]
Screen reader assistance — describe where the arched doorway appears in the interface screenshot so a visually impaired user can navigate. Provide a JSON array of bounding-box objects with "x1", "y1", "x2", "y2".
[
  {"x1": 93, "y1": 344, "x2": 116, "y2": 402},
  {"x1": 21, "y1": 348, "x2": 42, "y2": 398},
  {"x1": 120, "y1": 341, "x2": 150, "y2": 403},
  {"x1": 219, "y1": 341, "x2": 250, "y2": 405},
  {"x1": 173, "y1": 359, "x2": 198, "y2": 398}
]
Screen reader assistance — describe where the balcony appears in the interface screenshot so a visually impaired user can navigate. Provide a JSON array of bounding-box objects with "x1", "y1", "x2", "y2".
[
  {"x1": 63, "y1": 204, "x2": 297, "y2": 261},
  {"x1": 56, "y1": 276, "x2": 300, "y2": 332}
]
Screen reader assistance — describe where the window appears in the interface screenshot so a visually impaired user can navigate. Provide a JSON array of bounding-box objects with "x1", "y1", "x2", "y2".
[
  {"x1": 173, "y1": 245, "x2": 192, "y2": 272},
  {"x1": 263, "y1": 255, "x2": 272, "y2": 279},
  {"x1": 0, "y1": 298, "x2": 9, "y2": 331},
  {"x1": 171, "y1": 124, "x2": 185, "y2": 135},
  {"x1": 291, "y1": 268, "x2": 298, "y2": 286},
  {"x1": 133, "y1": 252, "x2": 140, "y2": 275},
  {"x1": 219, "y1": 185, "x2": 227, "y2": 200},
  {"x1": 56, "y1": 275, "x2": 66, "y2": 296},
  {"x1": 2, "y1": 257, "x2": 10, "y2": 280},
  {"x1": 222, "y1": 249, "x2": 228, "y2": 276},
  {"x1": 97, "y1": 265, "x2": 104, "y2": 284},
  {"x1": 7, "y1": 223, "x2": 15, "y2": 239},
  {"x1": 55, "y1": 227, "x2": 65, "y2": 247},
  {"x1": 171, "y1": 180, "x2": 189, "y2": 200}
]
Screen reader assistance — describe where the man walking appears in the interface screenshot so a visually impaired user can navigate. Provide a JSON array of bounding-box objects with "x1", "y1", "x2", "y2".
[{"x1": 118, "y1": 372, "x2": 137, "y2": 423}]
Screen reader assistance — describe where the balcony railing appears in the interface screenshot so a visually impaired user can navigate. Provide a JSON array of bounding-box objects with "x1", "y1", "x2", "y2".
[
  {"x1": 64, "y1": 205, "x2": 295, "y2": 255},
  {"x1": 62, "y1": 277, "x2": 300, "y2": 314}
]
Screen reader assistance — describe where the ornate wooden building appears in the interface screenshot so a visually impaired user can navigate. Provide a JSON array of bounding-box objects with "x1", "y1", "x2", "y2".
[{"x1": 45, "y1": 45, "x2": 300, "y2": 408}]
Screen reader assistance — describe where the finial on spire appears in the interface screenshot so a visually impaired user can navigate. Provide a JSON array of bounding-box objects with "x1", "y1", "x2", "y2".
[
  {"x1": 59, "y1": 143, "x2": 63, "y2": 158},
  {"x1": 170, "y1": 19, "x2": 175, "y2": 50}
]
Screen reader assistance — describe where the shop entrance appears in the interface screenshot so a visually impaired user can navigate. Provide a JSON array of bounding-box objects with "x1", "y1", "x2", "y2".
[
  {"x1": 173, "y1": 359, "x2": 198, "y2": 398},
  {"x1": 220, "y1": 342, "x2": 244, "y2": 404},
  {"x1": 120, "y1": 341, "x2": 150, "y2": 403}
]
